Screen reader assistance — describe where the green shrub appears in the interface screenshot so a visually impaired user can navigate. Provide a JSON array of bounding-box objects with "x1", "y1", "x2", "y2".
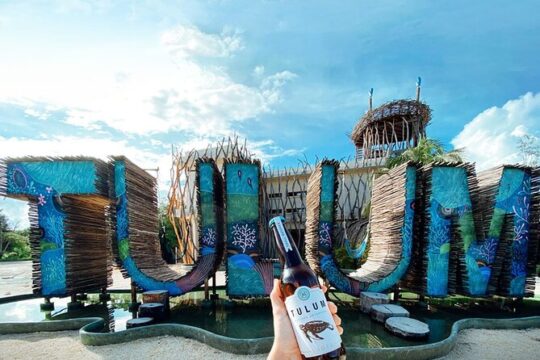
[
  {"x1": 1, "y1": 231, "x2": 31, "y2": 260},
  {"x1": 333, "y1": 246, "x2": 356, "y2": 269}
]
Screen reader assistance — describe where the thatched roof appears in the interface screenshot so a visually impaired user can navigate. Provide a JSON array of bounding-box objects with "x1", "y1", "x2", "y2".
[{"x1": 351, "y1": 99, "x2": 431, "y2": 148}]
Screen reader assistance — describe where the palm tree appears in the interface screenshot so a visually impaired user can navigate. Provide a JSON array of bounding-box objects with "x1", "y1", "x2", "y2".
[{"x1": 385, "y1": 138, "x2": 464, "y2": 168}]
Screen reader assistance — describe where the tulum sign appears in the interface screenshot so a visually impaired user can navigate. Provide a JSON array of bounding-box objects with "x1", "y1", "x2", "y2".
[{"x1": 0, "y1": 156, "x2": 538, "y2": 299}]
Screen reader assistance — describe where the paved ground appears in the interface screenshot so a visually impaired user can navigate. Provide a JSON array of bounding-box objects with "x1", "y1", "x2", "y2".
[
  {"x1": 1, "y1": 328, "x2": 539, "y2": 359},
  {"x1": 438, "y1": 328, "x2": 540, "y2": 360},
  {"x1": 0, "y1": 330, "x2": 264, "y2": 360},
  {"x1": 0, "y1": 261, "x2": 32, "y2": 297}
]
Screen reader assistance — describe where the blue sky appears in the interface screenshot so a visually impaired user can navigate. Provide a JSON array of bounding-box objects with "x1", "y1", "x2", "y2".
[{"x1": 1, "y1": 0, "x2": 540, "y2": 228}]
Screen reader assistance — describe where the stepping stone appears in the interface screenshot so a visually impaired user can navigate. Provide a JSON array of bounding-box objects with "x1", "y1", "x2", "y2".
[
  {"x1": 360, "y1": 292, "x2": 389, "y2": 313},
  {"x1": 138, "y1": 302, "x2": 165, "y2": 321},
  {"x1": 126, "y1": 317, "x2": 154, "y2": 329},
  {"x1": 370, "y1": 304, "x2": 409, "y2": 323},
  {"x1": 385, "y1": 317, "x2": 430, "y2": 339},
  {"x1": 143, "y1": 290, "x2": 169, "y2": 304},
  {"x1": 142, "y1": 290, "x2": 170, "y2": 312}
]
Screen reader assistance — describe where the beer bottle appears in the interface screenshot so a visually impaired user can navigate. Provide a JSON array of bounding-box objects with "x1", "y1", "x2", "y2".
[{"x1": 269, "y1": 216, "x2": 346, "y2": 360}]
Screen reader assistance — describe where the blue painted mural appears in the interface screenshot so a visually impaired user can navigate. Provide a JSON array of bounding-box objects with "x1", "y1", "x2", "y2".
[
  {"x1": 4, "y1": 160, "x2": 102, "y2": 296},
  {"x1": 425, "y1": 166, "x2": 473, "y2": 296},
  {"x1": 225, "y1": 161, "x2": 274, "y2": 297},
  {"x1": 307, "y1": 161, "x2": 537, "y2": 299},
  {"x1": 1, "y1": 156, "x2": 536, "y2": 300},
  {"x1": 425, "y1": 166, "x2": 533, "y2": 297}
]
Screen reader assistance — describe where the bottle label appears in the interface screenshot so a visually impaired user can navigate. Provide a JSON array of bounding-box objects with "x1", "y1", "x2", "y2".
[
  {"x1": 284, "y1": 286, "x2": 342, "y2": 357},
  {"x1": 275, "y1": 218, "x2": 293, "y2": 252}
]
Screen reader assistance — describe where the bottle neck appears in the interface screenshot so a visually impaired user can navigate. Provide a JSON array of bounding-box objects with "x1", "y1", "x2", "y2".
[{"x1": 270, "y1": 216, "x2": 302, "y2": 267}]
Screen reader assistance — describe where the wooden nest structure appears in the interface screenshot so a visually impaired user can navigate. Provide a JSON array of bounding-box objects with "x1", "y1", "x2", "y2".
[{"x1": 351, "y1": 99, "x2": 431, "y2": 160}]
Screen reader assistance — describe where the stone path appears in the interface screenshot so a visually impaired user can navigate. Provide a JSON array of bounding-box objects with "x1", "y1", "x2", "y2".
[
  {"x1": 370, "y1": 303, "x2": 409, "y2": 323},
  {"x1": 360, "y1": 291, "x2": 389, "y2": 313},
  {"x1": 385, "y1": 317, "x2": 430, "y2": 339}
]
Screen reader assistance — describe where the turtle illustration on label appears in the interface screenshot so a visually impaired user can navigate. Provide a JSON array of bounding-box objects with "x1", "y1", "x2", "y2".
[{"x1": 299, "y1": 320, "x2": 335, "y2": 342}]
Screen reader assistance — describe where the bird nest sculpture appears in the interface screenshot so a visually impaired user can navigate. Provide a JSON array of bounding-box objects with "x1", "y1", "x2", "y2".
[{"x1": 351, "y1": 100, "x2": 432, "y2": 160}]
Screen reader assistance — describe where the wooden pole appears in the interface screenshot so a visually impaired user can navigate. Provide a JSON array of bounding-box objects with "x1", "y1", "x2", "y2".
[
  {"x1": 130, "y1": 281, "x2": 137, "y2": 304},
  {"x1": 416, "y1": 77, "x2": 421, "y2": 102},
  {"x1": 204, "y1": 278, "x2": 209, "y2": 300},
  {"x1": 369, "y1": 88, "x2": 374, "y2": 111},
  {"x1": 393, "y1": 284, "x2": 400, "y2": 303},
  {"x1": 211, "y1": 272, "x2": 218, "y2": 301}
]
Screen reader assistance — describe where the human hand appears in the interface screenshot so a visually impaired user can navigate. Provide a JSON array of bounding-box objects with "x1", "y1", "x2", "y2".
[{"x1": 267, "y1": 279, "x2": 343, "y2": 360}]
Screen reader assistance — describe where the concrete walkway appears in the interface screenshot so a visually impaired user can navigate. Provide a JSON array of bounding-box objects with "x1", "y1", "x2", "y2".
[{"x1": 0, "y1": 261, "x2": 32, "y2": 297}]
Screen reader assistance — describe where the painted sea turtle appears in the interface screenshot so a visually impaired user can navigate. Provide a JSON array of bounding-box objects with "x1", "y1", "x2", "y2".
[{"x1": 299, "y1": 320, "x2": 334, "y2": 342}]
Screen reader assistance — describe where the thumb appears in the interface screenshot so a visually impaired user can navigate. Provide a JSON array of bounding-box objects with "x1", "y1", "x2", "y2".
[{"x1": 270, "y1": 279, "x2": 285, "y2": 311}]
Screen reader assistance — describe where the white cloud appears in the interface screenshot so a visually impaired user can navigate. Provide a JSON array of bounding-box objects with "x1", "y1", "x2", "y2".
[
  {"x1": 0, "y1": 23, "x2": 299, "y2": 228},
  {"x1": 0, "y1": 134, "x2": 173, "y2": 228},
  {"x1": 0, "y1": 134, "x2": 171, "y2": 187},
  {"x1": 451, "y1": 92, "x2": 540, "y2": 170},
  {"x1": 161, "y1": 25, "x2": 243, "y2": 59},
  {"x1": 0, "y1": 25, "x2": 296, "y2": 136},
  {"x1": 24, "y1": 108, "x2": 51, "y2": 121},
  {"x1": 0, "y1": 198, "x2": 29, "y2": 230},
  {"x1": 253, "y1": 65, "x2": 265, "y2": 78},
  {"x1": 172, "y1": 135, "x2": 304, "y2": 165},
  {"x1": 248, "y1": 139, "x2": 305, "y2": 164},
  {"x1": 260, "y1": 71, "x2": 298, "y2": 108},
  {"x1": 0, "y1": 134, "x2": 303, "y2": 228},
  {"x1": 54, "y1": 0, "x2": 112, "y2": 13},
  {"x1": 510, "y1": 124, "x2": 528, "y2": 138}
]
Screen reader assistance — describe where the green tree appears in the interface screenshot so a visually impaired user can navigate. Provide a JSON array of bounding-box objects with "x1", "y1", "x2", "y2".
[
  {"x1": 158, "y1": 204, "x2": 178, "y2": 263},
  {"x1": 0, "y1": 210, "x2": 10, "y2": 257},
  {"x1": 0, "y1": 210, "x2": 7, "y2": 232},
  {"x1": 0, "y1": 210, "x2": 31, "y2": 260},
  {"x1": 1, "y1": 232, "x2": 31, "y2": 260},
  {"x1": 385, "y1": 138, "x2": 464, "y2": 168}
]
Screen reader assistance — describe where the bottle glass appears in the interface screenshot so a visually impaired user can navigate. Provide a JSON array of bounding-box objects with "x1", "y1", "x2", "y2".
[{"x1": 269, "y1": 216, "x2": 346, "y2": 360}]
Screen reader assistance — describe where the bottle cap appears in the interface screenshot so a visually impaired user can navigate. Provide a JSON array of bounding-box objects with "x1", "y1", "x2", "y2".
[{"x1": 268, "y1": 216, "x2": 286, "y2": 227}]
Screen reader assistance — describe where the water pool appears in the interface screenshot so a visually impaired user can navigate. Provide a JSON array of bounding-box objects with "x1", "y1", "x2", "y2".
[{"x1": 1, "y1": 292, "x2": 538, "y2": 349}]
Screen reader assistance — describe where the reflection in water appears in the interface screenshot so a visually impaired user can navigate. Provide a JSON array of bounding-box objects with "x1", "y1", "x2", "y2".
[
  {"x1": 1, "y1": 297, "x2": 71, "y2": 322},
  {"x1": 423, "y1": 318, "x2": 447, "y2": 342},
  {"x1": 0, "y1": 292, "x2": 538, "y2": 349},
  {"x1": 213, "y1": 305, "x2": 228, "y2": 336}
]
